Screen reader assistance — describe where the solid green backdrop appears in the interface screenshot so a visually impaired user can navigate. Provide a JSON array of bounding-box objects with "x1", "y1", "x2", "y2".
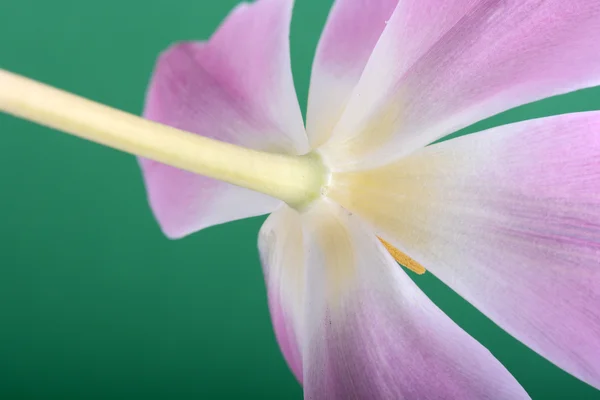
[{"x1": 0, "y1": 0, "x2": 599, "y2": 398}]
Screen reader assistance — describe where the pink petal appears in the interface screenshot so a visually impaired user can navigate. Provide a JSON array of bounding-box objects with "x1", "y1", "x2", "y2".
[
  {"x1": 140, "y1": 0, "x2": 308, "y2": 238},
  {"x1": 329, "y1": 111, "x2": 600, "y2": 389},
  {"x1": 320, "y1": 0, "x2": 600, "y2": 170},
  {"x1": 306, "y1": 0, "x2": 397, "y2": 148},
  {"x1": 259, "y1": 201, "x2": 529, "y2": 398},
  {"x1": 300, "y1": 202, "x2": 529, "y2": 399},
  {"x1": 258, "y1": 205, "x2": 305, "y2": 383}
]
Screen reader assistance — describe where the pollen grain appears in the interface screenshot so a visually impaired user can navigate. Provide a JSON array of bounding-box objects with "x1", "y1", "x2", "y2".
[{"x1": 377, "y1": 237, "x2": 426, "y2": 275}]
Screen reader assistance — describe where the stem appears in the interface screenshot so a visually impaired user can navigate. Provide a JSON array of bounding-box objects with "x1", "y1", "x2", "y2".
[{"x1": 0, "y1": 69, "x2": 326, "y2": 207}]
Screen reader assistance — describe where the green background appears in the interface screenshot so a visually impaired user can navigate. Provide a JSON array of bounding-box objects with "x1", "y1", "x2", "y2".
[{"x1": 0, "y1": 0, "x2": 599, "y2": 398}]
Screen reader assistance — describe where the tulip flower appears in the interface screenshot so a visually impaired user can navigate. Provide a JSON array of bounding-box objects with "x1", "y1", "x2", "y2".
[{"x1": 1, "y1": 0, "x2": 599, "y2": 398}]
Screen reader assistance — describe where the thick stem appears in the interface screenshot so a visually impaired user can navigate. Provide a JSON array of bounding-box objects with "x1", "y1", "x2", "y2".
[{"x1": 0, "y1": 69, "x2": 326, "y2": 207}]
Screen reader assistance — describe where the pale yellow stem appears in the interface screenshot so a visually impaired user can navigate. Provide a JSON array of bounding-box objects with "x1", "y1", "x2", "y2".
[{"x1": 0, "y1": 69, "x2": 326, "y2": 207}]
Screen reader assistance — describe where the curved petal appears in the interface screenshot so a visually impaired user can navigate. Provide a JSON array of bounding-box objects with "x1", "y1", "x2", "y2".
[
  {"x1": 328, "y1": 112, "x2": 600, "y2": 389},
  {"x1": 320, "y1": 0, "x2": 600, "y2": 170},
  {"x1": 259, "y1": 203, "x2": 528, "y2": 397},
  {"x1": 306, "y1": 0, "x2": 397, "y2": 148},
  {"x1": 139, "y1": 0, "x2": 307, "y2": 238},
  {"x1": 258, "y1": 205, "x2": 305, "y2": 383},
  {"x1": 299, "y1": 201, "x2": 529, "y2": 399}
]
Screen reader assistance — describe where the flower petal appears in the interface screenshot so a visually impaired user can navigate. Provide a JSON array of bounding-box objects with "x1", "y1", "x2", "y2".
[
  {"x1": 299, "y1": 201, "x2": 529, "y2": 399},
  {"x1": 258, "y1": 205, "x2": 305, "y2": 383},
  {"x1": 320, "y1": 0, "x2": 600, "y2": 170},
  {"x1": 259, "y1": 203, "x2": 528, "y2": 397},
  {"x1": 328, "y1": 111, "x2": 600, "y2": 389},
  {"x1": 306, "y1": 0, "x2": 397, "y2": 148},
  {"x1": 139, "y1": 0, "x2": 307, "y2": 238}
]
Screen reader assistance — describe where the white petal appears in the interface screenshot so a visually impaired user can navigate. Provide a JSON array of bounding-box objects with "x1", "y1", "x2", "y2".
[
  {"x1": 328, "y1": 112, "x2": 600, "y2": 389},
  {"x1": 319, "y1": 0, "x2": 600, "y2": 170}
]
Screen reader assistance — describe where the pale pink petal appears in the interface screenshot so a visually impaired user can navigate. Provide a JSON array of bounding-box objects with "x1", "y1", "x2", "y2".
[
  {"x1": 320, "y1": 0, "x2": 600, "y2": 170},
  {"x1": 300, "y1": 201, "x2": 529, "y2": 399},
  {"x1": 140, "y1": 0, "x2": 308, "y2": 238},
  {"x1": 306, "y1": 0, "x2": 397, "y2": 148},
  {"x1": 258, "y1": 205, "x2": 304, "y2": 382},
  {"x1": 329, "y1": 112, "x2": 600, "y2": 389}
]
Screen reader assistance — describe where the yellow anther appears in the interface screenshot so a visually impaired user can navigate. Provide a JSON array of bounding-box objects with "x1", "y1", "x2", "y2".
[{"x1": 378, "y1": 237, "x2": 426, "y2": 275}]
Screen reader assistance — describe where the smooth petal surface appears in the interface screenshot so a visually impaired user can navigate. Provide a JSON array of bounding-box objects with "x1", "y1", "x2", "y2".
[
  {"x1": 328, "y1": 112, "x2": 600, "y2": 389},
  {"x1": 140, "y1": 0, "x2": 307, "y2": 238},
  {"x1": 306, "y1": 0, "x2": 397, "y2": 148},
  {"x1": 259, "y1": 202, "x2": 528, "y2": 398},
  {"x1": 320, "y1": 0, "x2": 600, "y2": 170},
  {"x1": 300, "y1": 201, "x2": 529, "y2": 399},
  {"x1": 258, "y1": 205, "x2": 305, "y2": 383}
]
